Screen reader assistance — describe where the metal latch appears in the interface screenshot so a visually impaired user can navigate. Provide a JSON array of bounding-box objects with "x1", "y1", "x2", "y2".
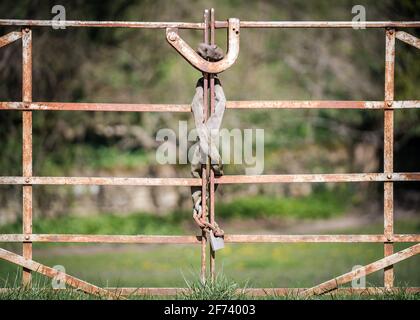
[{"x1": 166, "y1": 18, "x2": 240, "y2": 74}]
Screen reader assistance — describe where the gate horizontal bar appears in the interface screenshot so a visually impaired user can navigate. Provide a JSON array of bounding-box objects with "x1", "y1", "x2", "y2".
[
  {"x1": 0, "y1": 102, "x2": 192, "y2": 112},
  {"x1": 1, "y1": 100, "x2": 419, "y2": 112},
  {"x1": 0, "y1": 234, "x2": 201, "y2": 244},
  {"x1": 1, "y1": 173, "x2": 419, "y2": 186},
  {"x1": 216, "y1": 173, "x2": 420, "y2": 184},
  {"x1": 1, "y1": 234, "x2": 419, "y2": 243},
  {"x1": 225, "y1": 234, "x2": 420, "y2": 243},
  {"x1": 1, "y1": 19, "x2": 419, "y2": 29},
  {"x1": 226, "y1": 100, "x2": 419, "y2": 109},
  {"x1": 220, "y1": 21, "x2": 420, "y2": 29},
  {"x1": 0, "y1": 176, "x2": 201, "y2": 186},
  {"x1": 0, "y1": 19, "x2": 204, "y2": 29}
]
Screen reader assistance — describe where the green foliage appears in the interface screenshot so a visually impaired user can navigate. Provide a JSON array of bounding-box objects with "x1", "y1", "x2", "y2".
[
  {"x1": 0, "y1": 212, "x2": 184, "y2": 235},
  {"x1": 0, "y1": 189, "x2": 353, "y2": 236},
  {"x1": 40, "y1": 146, "x2": 150, "y2": 175},
  {"x1": 1, "y1": 1, "x2": 419, "y2": 180},
  {"x1": 217, "y1": 190, "x2": 349, "y2": 219},
  {"x1": 1, "y1": 1, "x2": 419, "y2": 212}
]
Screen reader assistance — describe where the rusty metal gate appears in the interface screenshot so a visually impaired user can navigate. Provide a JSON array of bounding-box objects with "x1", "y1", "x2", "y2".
[{"x1": 0, "y1": 9, "x2": 420, "y2": 298}]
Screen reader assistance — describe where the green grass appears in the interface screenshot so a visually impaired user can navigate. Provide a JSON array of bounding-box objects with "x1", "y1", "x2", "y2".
[
  {"x1": 0, "y1": 189, "x2": 352, "y2": 238},
  {"x1": 178, "y1": 273, "x2": 247, "y2": 300},
  {"x1": 0, "y1": 196, "x2": 417, "y2": 299},
  {"x1": 0, "y1": 220, "x2": 419, "y2": 292},
  {"x1": 1, "y1": 273, "x2": 419, "y2": 300}
]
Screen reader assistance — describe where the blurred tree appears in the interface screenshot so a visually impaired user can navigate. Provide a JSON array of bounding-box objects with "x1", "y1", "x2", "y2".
[{"x1": 0, "y1": 0, "x2": 419, "y2": 218}]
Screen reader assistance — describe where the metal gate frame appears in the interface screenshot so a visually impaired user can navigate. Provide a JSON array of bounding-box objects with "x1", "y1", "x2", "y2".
[{"x1": 0, "y1": 8, "x2": 420, "y2": 297}]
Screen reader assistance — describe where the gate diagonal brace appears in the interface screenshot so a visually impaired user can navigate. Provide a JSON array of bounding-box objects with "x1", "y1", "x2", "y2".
[
  {"x1": 166, "y1": 18, "x2": 240, "y2": 73},
  {"x1": 0, "y1": 247, "x2": 121, "y2": 299},
  {"x1": 395, "y1": 31, "x2": 420, "y2": 50},
  {"x1": 301, "y1": 243, "x2": 420, "y2": 297},
  {"x1": 0, "y1": 31, "x2": 22, "y2": 48}
]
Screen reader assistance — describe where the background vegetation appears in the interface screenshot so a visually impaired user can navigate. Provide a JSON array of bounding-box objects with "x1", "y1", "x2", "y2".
[
  {"x1": 1, "y1": 0, "x2": 419, "y2": 221},
  {"x1": 0, "y1": 0, "x2": 419, "y2": 295}
]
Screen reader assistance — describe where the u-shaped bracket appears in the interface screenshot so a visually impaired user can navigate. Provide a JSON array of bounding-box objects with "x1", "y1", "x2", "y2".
[{"x1": 166, "y1": 18, "x2": 240, "y2": 74}]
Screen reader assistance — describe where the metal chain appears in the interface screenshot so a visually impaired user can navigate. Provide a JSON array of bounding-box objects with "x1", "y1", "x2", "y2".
[
  {"x1": 190, "y1": 45, "x2": 226, "y2": 237},
  {"x1": 192, "y1": 182, "x2": 224, "y2": 237},
  {"x1": 191, "y1": 79, "x2": 226, "y2": 237}
]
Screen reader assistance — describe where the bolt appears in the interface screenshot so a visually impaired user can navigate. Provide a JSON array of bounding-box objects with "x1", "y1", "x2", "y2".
[
  {"x1": 24, "y1": 27, "x2": 30, "y2": 33},
  {"x1": 24, "y1": 235, "x2": 30, "y2": 240},
  {"x1": 388, "y1": 29, "x2": 394, "y2": 35},
  {"x1": 387, "y1": 174, "x2": 392, "y2": 180},
  {"x1": 25, "y1": 177, "x2": 30, "y2": 183},
  {"x1": 24, "y1": 102, "x2": 30, "y2": 109},
  {"x1": 168, "y1": 32, "x2": 177, "y2": 41},
  {"x1": 386, "y1": 101, "x2": 392, "y2": 108}
]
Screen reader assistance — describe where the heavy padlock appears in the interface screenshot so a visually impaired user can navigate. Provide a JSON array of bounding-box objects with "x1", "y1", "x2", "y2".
[{"x1": 209, "y1": 230, "x2": 224, "y2": 251}]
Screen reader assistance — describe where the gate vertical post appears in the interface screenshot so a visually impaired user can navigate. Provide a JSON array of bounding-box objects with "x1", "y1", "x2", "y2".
[
  {"x1": 384, "y1": 28, "x2": 395, "y2": 289},
  {"x1": 200, "y1": 9, "x2": 210, "y2": 283},
  {"x1": 209, "y1": 8, "x2": 216, "y2": 282},
  {"x1": 22, "y1": 27, "x2": 33, "y2": 287}
]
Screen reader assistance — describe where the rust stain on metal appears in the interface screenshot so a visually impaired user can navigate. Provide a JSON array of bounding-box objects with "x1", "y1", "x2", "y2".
[
  {"x1": 385, "y1": 30, "x2": 396, "y2": 99},
  {"x1": 218, "y1": 21, "x2": 420, "y2": 29},
  {"x1": 0, "y1": 234, "x2": 202, "y2": 244},
  {"x1": 1, "y1": 234, "x2": 419, "y2": 244},
  {"x1": 392, "y1": 100, "x2": 420, "y2": 108},
  {"x1": 396, "y1": 31, "x2": 420, "y2": 50},
  {"x1": 1, "y1": 173, "x2": 420, "y2": 186},
  {"x1": 0, "y1": 19, "x2": 204, "y2": 29},
  {"x1": 0, "y1": 176, "x2": 202, "y2": 186},
  {"x1": 1, "y1": 234, "x2": 420, "y2": 244},
  {"x1": 384, "y1": 28, "x2": 395, "y2": 289},
  {"x1": 22, "y1": 27, "x2": 33, "y2": 287},
  {"x1": 2, "y1": 100, "x2": 420, "y2": 112},
  {"x1": 0, "y1": 31, "x2": 22, "y2": 48},
  {"x1": 227, "y1": 100, "x2": 384, "y2": 109},
  {"x1": 2, "y1": 19, "x2": 419, "y2": 29},
  {"x1": 28, "y1": 102, "x2": 191, "y2": 112},
  {"x1": 223, "y1": 234, "x2": 420, "y2": 243},
  {"x1": 402, "y1": 173, "x2": 420, "y2": 180},
  {"x1": 215, "y1": 173, "x2": 420, "y2": 184}
]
